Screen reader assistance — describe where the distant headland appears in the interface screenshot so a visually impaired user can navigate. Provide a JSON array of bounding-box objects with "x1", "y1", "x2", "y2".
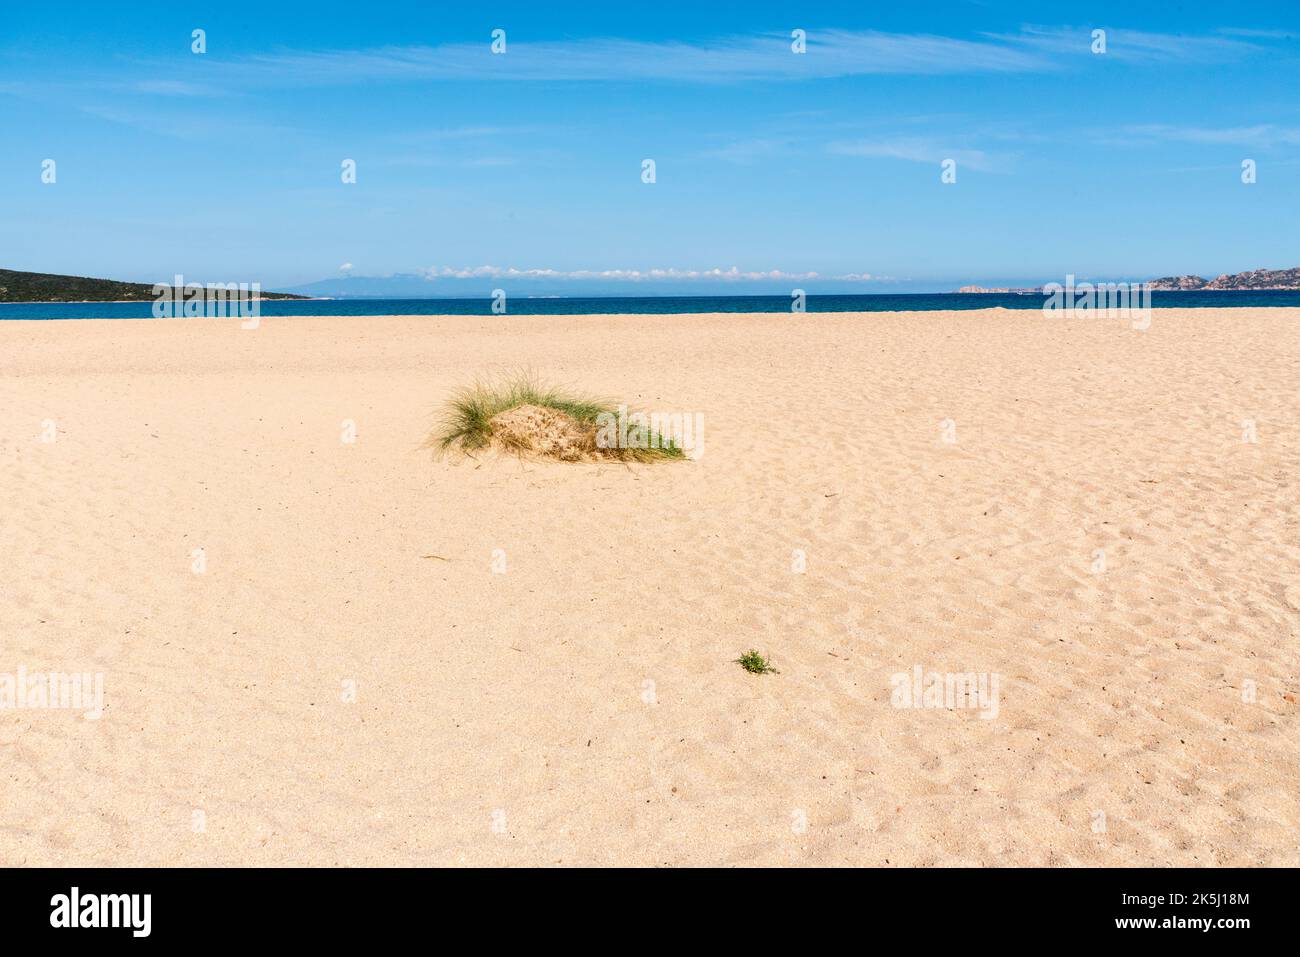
[
  {"x1": 956, "y1": 266, "x2": 1300, "y2": 294},
  {"x1": 0, "y1": 268, "x2": 306, "y2": 303}
]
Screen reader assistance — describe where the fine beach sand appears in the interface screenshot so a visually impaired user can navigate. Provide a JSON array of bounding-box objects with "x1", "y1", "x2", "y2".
[{"x1": 2, "y1": 308, "x2": 1297, "y2": 867}]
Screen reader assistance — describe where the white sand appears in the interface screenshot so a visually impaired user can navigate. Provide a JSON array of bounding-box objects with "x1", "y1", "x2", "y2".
[{"x1": 1, "y1": 308, "x2": 1297, "y2": 865}]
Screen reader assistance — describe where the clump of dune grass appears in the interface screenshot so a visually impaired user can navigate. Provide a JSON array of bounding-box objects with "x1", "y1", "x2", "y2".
[
  {"x1": 431, "y1": 373, "x2": 686, "y2": 462},
  {"x1": 736, "y1": 650, "x2": 778, "y2": 675}
]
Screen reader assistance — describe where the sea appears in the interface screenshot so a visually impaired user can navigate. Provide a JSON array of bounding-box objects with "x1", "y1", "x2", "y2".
[{"x1": 2, "y1": 290, "x2": 1299, "y2": 320}]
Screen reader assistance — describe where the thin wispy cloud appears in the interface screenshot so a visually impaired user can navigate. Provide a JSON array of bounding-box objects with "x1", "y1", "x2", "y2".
[
  {"x1": 223, "y1": 30, "x2": 1048, "y2": 86},
  {"x1": 129, "y1": 79, "x2": 219, "y2": 97},
  {"x1": 995, "y1": 25, "x2": 1272, "y2": 61},
  {"x1": 75, "y1": 103, "x2": 298, "y2": 141},
  {"x1": 828, "y1": 138, "x2": 1002, "y2": 172},
  {"x1": 7, "y1": 26, "x2": 1283, "y2": 107},
  {"x1": 699, "y1": 138, "x2": 794, "y2": 165},
  {"x1": 1124, "y1": 123, "x2": 1300, "y2": 147},
  {"x1": 388, "y1": 125, "x2": 540, "y2": 143},
  {"x1": 1215, "y1": 28, "x2": 1298, "y2": 40},
  {"x1": 371, "y1": 154, "x2": 521, "y2": 170},
  {"x1": 139, "y1": 26, "x2": 1282, "y2": 91}
]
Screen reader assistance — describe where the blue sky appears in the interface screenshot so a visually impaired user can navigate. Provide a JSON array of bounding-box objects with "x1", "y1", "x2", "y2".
[{"x1": 2, "y1": 1, "x2": 1298, "y2": 294}]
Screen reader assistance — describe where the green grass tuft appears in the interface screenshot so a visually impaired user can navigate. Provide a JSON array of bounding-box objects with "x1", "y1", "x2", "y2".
[
  {"x1": 431, "y1": 372, "x2": 686, "y2": 462},
  {"x1": 736, "y1": 650, "x2": 777, "y2": 675}
]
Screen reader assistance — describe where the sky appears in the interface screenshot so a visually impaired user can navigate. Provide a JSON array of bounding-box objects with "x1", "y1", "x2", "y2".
[{"x1": 1, "y1": 1, "x2": 1298, "y2": 295}]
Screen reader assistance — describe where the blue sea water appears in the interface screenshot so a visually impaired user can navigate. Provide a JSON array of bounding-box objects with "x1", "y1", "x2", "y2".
[{"x1": 2, "y1": 290, "x2": 1299, "y2": 320}]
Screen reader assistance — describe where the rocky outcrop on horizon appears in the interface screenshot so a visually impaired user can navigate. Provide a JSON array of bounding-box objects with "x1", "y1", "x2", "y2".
[
  {"x1": 956, "y1": 266, "x2": 1300, "y2": 294},
  {"x1": 1147, "y1": 266, "x2": 1300, "y2": 291}
]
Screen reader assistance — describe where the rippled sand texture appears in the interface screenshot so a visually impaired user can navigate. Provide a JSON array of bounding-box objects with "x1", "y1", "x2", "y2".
[{"x1": 1, "y1": 308, "x2": 1296, "y2": 866}]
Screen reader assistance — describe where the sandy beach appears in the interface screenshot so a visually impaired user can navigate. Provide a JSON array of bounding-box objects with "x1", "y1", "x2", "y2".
[{"x1": 1, "y1": 308, "x2": 1296, "y2": 867}]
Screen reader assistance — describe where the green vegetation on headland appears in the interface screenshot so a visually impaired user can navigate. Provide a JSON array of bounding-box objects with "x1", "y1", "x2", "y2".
[{"x1": 0, "y1": 268, "x2": 306, "y2": 303}]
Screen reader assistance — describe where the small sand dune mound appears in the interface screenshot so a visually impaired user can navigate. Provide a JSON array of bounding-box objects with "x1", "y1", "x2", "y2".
[
  {"x1": 488, "y1": 403, "x2": 599, "y2": 461},
  {"x1": 433, "y1": 376, "x2": 686, "y2": 462}
]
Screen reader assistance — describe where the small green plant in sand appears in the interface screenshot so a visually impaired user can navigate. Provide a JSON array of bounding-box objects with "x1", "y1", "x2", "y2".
[
  {"x1": 432, "y1": 374, "x2": 687, "y2": 462},
  {"x1": 736, "y1": 650, "x2": 778, "y2": 675}
]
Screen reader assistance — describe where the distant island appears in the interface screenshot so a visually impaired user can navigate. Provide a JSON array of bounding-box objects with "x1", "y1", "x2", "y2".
[
  {"x1": 957, "y1": 266, "x2": 1300, "y2": 294},
  {"x1": 0, "y1": 268, "x2": 306, "y2": 303},
  {"x1": 955, "y1": 286, "x2": 1041, "y2": 294}
]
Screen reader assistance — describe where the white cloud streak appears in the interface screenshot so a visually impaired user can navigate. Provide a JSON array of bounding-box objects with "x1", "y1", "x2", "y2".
[
  {"x1": 1124, "y1": 123, "x2": 1300, "y2": 147},
  {"x1": 153, "y1": 26, "x2": 1283, "y2": 91},
  {"x1": 226, "y1": 30, "x2": 1048, "y2": 86},
  {"x1": 990, "y1": 25, "x2": 1272, "y2": 61},
  {"x1": 828, "y1": 138, "x2": 1000, "y2": 171}
]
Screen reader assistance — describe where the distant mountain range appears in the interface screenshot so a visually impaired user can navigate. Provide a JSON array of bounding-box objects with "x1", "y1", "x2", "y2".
[
  {"x1": 283, "y1": 273, "x2": 477, "y2": 299},
  {"x1": 275, "y1": 272, "x2": 879, "y2": 298},
  {"x1": 957, "y1": 266, "x2": 1300, "y2": 294},
  {"x1": 954, "y1": 285, "x2": 1041, "y2": 294},
  {"x1": 0, "y1": 269, "x2": 306, "y2": 303}
]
